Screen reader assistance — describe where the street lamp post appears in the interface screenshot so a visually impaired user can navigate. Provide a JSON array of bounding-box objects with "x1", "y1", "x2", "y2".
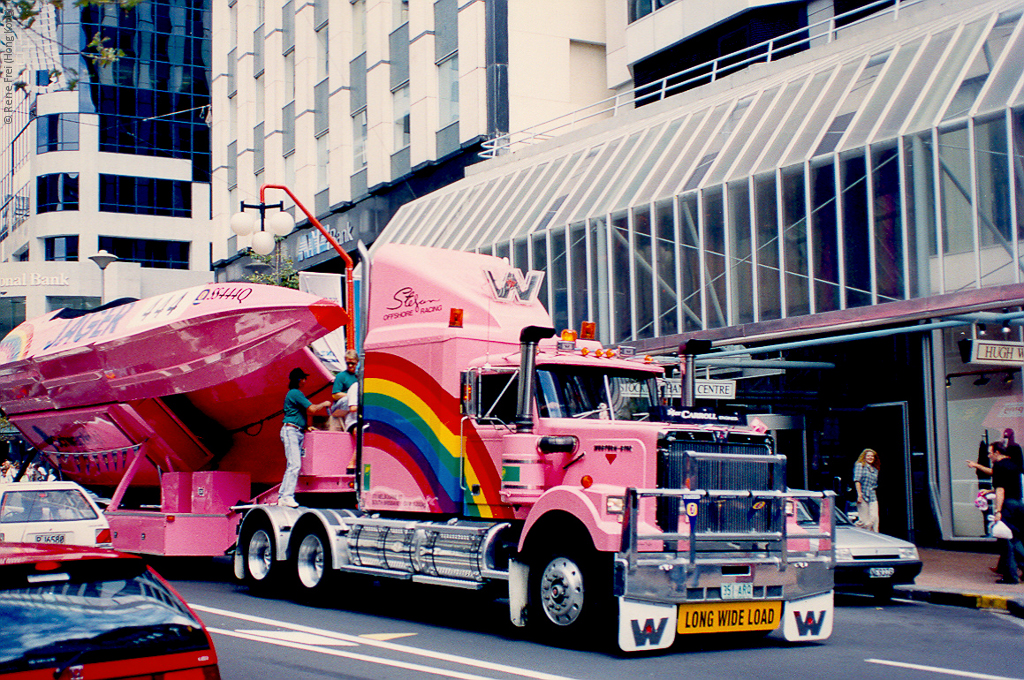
[{"x1": 89, "y1": 250, "x2": 118, "y2": 305}]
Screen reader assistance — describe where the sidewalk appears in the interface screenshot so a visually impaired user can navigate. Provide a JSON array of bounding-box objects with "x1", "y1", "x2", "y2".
[{"x1": 895, "y1": 547, "x2": 1024, "y2": 618}]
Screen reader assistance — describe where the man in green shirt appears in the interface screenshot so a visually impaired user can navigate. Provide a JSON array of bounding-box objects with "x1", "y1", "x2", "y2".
[
  {"x1": 330, "y1": 349, "x2": 360, "y2": 432},
  {"x1": 279, "y1": 367, "x2": 331, "y2": 507}
]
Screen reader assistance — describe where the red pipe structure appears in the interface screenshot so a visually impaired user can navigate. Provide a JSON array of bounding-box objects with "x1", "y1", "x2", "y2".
[{"x1": 260, "y1": 184, "x2": 356, "y2": 351}]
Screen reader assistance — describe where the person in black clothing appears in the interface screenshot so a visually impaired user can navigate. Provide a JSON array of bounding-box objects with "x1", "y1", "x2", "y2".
[
  {"x1": 1002, "y1": 428, "x2": 1023, "y2": 468},
  {"x1": 971, "y1": 441, "x2": 1024, "y2": 583}
]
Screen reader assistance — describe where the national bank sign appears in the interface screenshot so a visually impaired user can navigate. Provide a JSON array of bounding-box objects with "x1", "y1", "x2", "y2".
[
  {"x1": 296, "y1": 221, "x2": 353, "y2": 262},
  {"x1": 0, "y1": 273, "x2": 71, "y2": 287}
]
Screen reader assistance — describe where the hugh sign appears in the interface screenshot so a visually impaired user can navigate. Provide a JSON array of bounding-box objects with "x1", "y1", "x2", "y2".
[{"x1": 972, "y1": 340, "x2": 1024, "y2": 366}]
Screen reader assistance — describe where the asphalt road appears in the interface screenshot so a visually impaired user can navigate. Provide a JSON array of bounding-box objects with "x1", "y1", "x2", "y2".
[{"x1": 158, "y1": 558, "x2": 1024, "y2": 680}]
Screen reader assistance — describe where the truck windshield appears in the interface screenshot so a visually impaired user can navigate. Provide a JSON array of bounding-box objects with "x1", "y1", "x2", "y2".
[{"x1": 536, "y1": 366, "x2": 658, "y2": 420}]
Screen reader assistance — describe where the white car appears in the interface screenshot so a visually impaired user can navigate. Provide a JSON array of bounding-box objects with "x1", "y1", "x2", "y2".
[
  {"x1": 0, "y1": 481, "x2": 112, "y2": 548},
  {"x1": 790, "y1": 496, "x2": 921, "y2": 600}
]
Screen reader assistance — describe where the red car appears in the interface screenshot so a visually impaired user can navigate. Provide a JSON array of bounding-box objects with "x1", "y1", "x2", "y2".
[{"x1": 0, "y1": 543, "x2": 220, "y2": 679}]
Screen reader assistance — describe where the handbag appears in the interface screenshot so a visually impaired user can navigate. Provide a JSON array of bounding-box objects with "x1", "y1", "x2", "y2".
[{"x1": 992, "y1": 520, "x2": 1014, "y2": 540}]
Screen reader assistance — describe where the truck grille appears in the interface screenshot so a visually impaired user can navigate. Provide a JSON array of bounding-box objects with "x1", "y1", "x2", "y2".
[{"x1": 656, "y1": 430, "x2": 784, "y2": 537}]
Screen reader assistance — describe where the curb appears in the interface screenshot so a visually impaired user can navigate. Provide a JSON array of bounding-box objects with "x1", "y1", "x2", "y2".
[{"x1": 896, "y1": 587, "x2": 1024, "y2": 619}]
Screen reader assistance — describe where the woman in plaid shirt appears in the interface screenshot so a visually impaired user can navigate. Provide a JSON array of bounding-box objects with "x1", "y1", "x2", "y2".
[{"x1": 854, "y1": 448, "x2": 881, "y2": 532}]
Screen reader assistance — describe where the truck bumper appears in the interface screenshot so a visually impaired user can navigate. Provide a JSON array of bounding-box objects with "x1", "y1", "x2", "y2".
[{"x1": 614, "y1": 554, "x2": 834, "y2": 651}]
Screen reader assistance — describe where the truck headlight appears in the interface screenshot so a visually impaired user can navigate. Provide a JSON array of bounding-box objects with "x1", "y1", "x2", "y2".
[{"x1": 606, "y1": 496, "x2": 625, "y2": 515}]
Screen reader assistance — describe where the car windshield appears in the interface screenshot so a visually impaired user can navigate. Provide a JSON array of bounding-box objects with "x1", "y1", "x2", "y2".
[
  {"x1": 536, "y1": 366, "x2": 658, "y2": 420},
  {"x1": 0, "y1": 561, "x2": 208, "y2": 673},
  {"x1": 0, "y1": 489, "x2": 99, "y2": 523},
  {"x1": 792, "y1": 498, "x2": 852, "y2": 527}
]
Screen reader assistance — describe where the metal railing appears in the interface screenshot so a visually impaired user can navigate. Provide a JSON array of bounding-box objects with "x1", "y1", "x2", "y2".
[{"x1": 481, "y1": 0, "x2": 924, "y2": 158}]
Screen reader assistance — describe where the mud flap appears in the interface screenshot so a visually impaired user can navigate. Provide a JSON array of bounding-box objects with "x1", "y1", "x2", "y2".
[
  {"x1": 508, "y1": 558, "x2": 529, "y2": 627},
  {"x1": 233, "y1": 547, "x2": 244, "y2": 581},
  {"x1": 779, "y1": 590, "x2": 834, "y2": 642},
  {"x1": 617, "y1": 598, "x2": 677, "y2": 652}
]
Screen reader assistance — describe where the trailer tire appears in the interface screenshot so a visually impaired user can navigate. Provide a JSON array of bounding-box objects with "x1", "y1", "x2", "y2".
[
  {"x1": 528, "y1": 543, "x2": 611, "y2": 647},
  {"x1": 291, "y1": 522, "x2": 334, "y2": 598},
  {"x1": 240, "y1": 516, "x2": 277, "y2": 591}
]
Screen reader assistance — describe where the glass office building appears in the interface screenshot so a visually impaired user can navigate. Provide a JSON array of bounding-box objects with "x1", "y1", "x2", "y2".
[{"x1": 374, "y1": 0, "x2": 1024, "y2": 542}]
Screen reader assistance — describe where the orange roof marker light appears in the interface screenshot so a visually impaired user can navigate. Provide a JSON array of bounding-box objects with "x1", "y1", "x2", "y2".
[
  {"x1": 557, "y1": 329, "x2": 578, "y2": 352},
  {"x1": 580, "y1": 321, "x2": 596, "y2": 340}
]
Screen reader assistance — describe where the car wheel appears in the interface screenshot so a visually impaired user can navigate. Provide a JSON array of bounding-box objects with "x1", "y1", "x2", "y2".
[{"x1": 240, "y1": 517, "x2": 277, "y2": 591}]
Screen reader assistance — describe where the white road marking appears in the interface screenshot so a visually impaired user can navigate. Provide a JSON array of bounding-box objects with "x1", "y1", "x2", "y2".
[
  {"x1": 867, "y1": 659, "x2": 1024, "y2": 680},
  {"x1": 362, "y1": 632, "x2": 418, "y2": 641},
  {"x1": 194, "y1": 603, "x2": 580, "y2": 680},
  {"x1": 236, "y1": 629, "x2": 359, "y2": 646},
  {"x1": 208, "y1": 627, "x2": 525, "y2": 680}
]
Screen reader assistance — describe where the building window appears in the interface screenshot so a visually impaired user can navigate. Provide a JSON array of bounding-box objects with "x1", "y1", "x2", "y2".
[
  {"x1": 45, "y1": 235, "x2": 80, "y2": 262},
  {"x1": 47, "y1": 296, "x2": 100, "y2": 313},
  {"x1": 0, "y1": 296, "x2": 27, "y2": 341},
  {"x1": 353, "y1": 0, "x2": 366, "y2": 56},
  {"x1": 98, "y1": 236, "x2": 190, "y2": 270},
  {"x1": 36, "y1": 173, "x2": 79, "y2": 213},
  {"x1": 316, "y1": 24, "x2": 329, "y2": 80},
  {"x1": 438, "y1": 53, "x2": 459, "y2": 128},
  {"x1": 98, "y1": 175, "x2": 192, "y2": 218},
  {"x1": 393, "y1": 83, "x2": 410, "y2": 150},
  {"x1": 36, "y1": 114, "x2": 79, "y2": 154},
  {"x1": 79, "y1": 3, "x2": 212, "y2": 182},
  {"x1": 317, "y1": 133, "x2": 329, "y2": 194},
  {"x1": 282, "y1": 0, "x2": 295, "y2": 54},
  {"x1": 353, "y1": 109, "x2": 368, "y2": 171},
  {"x1": 629, "y1": 0, "x2": 677, "y2": 23},
  {"x1": 394, "y1": 0, "x2": 408, "y2": 27},
  {"x1": 254, "y1": 123, "x2": 265, "y2": 173},
  {"x1": 283, "y1": 101, "x2": 296, "y2": 157}
]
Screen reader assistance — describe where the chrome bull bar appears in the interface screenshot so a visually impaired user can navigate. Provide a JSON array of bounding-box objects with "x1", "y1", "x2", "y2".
[{"x1": 616, "y1": 488, "x2": 835, "y2": 604}]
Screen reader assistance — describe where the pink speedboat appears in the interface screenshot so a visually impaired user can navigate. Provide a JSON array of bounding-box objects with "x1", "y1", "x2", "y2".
[{"x1": 0, "y1": 283, "x2": 348, "y2": 488}]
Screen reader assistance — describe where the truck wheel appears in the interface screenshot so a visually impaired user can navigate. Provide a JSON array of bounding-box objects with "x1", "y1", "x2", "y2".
[
  {"x1": 292, "y1": 523, "x2": 334, "y2": 597},
  {"x1": 240, "y1": 517, "x2": 277, "y2": 590},
  {"x1": 528, "y1": 547, "x2": 610, "y2": 646}
]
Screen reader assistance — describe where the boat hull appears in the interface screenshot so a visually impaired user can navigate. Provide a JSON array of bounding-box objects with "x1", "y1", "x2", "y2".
[{"x1": 0, "y1": 283, "x2": 347, "y2": 487}]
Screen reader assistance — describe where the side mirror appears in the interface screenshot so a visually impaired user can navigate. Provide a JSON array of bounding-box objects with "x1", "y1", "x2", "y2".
[{"x1": 460, "y1": 370, "x2": 478, "y2": 417}]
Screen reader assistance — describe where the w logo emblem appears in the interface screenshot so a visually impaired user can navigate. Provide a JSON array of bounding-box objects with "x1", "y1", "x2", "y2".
[
  {"x1": 484, "y1": 268, "x2": 545, "y2": 303},
  {"x1": 793, "y1": 610, "x2": 827, "y2": 637},
  {"x1": 630, "y1": 617, "x2": 668, "y2": 646}
]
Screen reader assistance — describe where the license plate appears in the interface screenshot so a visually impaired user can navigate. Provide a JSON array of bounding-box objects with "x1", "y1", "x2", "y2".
[
  {"x1": 678, "y1": 601, "x2": 782, "y2": 635},
  {"x1": 721, "y1": 582, "x2": 753, "y2": 600},
  {"x1": 869, "y1": 567, "x2": 895, "y2": 578},
  {"x1": 33, "y1": 533, "x2": 67, "y2": 544}
]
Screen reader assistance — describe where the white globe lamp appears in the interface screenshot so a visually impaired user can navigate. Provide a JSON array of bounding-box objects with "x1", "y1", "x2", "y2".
[
  {"x1": 267, "y1": 210, "x2": 295, "y2": 237},
  {"x1": 251, "y1": 230, "x2": 276, "y2": 256},
  {"x1": 230, "y1": 211, "x2": 255, "y2": 236}
]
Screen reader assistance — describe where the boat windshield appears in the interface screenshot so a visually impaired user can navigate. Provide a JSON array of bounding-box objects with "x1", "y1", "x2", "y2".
[{"x1": 536, "y1": 366, "x2": 658, "y2": 420}]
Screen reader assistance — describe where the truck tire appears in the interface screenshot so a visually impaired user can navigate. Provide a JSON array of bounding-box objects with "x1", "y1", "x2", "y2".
[
  {"x1": 528, "y1": 545, "x2": 611, "y2": 647},
  {"x1": 240, "y1": 516, "x2": 277, "y2": 591},
  {"x1": 292, "y1": 522, "x2": 334, "y2": 597}
]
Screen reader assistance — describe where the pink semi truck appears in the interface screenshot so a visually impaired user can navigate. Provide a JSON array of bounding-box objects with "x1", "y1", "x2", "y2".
[
  {"x1": 0, "y1": 241, "x2": 834, "y2": 652},
  {"x1": 235, "y1": 243, "x2": 836, "y2": 651}
]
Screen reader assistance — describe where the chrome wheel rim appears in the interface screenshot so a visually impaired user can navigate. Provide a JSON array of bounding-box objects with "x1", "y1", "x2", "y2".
[
  {"x1": 246, "y1": 528, "x2": 273, "y2": 581},
  {"x1": 296, "y1": 533, "x2": 325, "y2": 589},
  {"x1": 539, "y1": 557, "x2": 584, "y2": 626}
]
